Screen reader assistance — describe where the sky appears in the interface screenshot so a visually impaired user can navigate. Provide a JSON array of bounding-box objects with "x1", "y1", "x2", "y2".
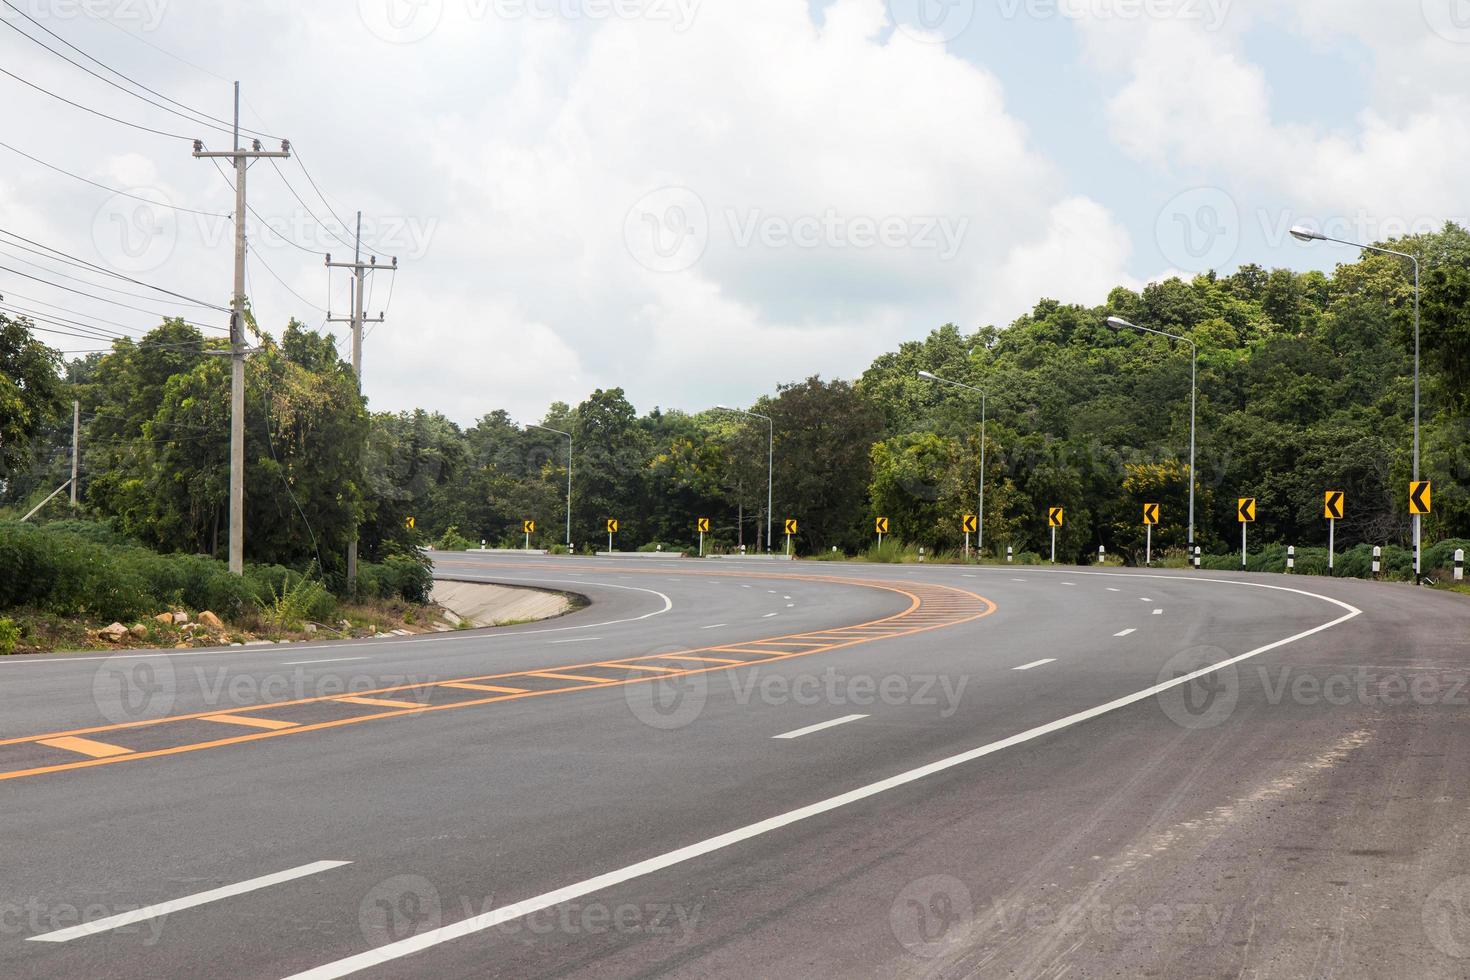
[{"x1": 2, "y1": 0, "x2": 1468, "y2": 427}]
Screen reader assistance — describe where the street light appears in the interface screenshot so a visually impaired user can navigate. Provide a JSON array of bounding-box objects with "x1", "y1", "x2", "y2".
[
  {"x1": 917, "y1": 370, "x2": 988, "y2": 555},
  {"x1": 716, "y1": 404, "x2": 773, "y2": 553},
  {"x1": 527, "y1": 423, "x2": 572, "y2": 549},
  {"x1": 1290, "y1": 224, "x2": 1424, "y2": 575},
  {"x1": 1106, "y1": 315, "x2": 1198, "y2": 552}
]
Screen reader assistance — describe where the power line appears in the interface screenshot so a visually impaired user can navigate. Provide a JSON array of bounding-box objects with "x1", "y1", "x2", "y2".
[
  {"x1": 0, "y1": 139, "x2": 229, "y2": 217},
  {"x1": 266, "y1": 157, "x2": 356, "y2": 252},
  {"x1": 0, "y1": 65, "x2": 193, "y2": 141},
  {"x1": 248, "y1": 244, "x2": 326, "y2": 314},
  {"x1": 0, "y1": 0, "x2": 281, "y2": 140},
  {"x1": 0, "y1": 264, "x2": 227, "y2": 325},
  {"x1": 0, "y1": 291, "x2": 220, "y2": 335},
  {"x1": 0, "y1": 9, "x2": 237, "y2": 140},
  {"x1": 0, "y1": 227, "x2": 229, "y2": 311},
  {"x1": 0, "y1": 245, "x2": 222, "y2": 310}
]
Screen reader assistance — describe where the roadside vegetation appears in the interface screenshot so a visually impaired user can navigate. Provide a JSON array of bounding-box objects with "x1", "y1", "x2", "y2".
[{"x1": 0, "y1": 520, "x2": 437, "y2": 655}]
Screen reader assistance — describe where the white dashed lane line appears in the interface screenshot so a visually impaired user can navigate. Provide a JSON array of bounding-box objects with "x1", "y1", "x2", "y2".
[
  {"x1": 1153, "y1": 608, "x2": 1164, "y2": 616},
  {"x1": 1114, "y1": 628, "x2": 1136, "y2": 637},
  {"x1": 773, "y1": 714, "x2": 869, "y2": 740},
  {"x1": 1013, "y1": 659, "x2": 1057, "y2": 671},
  {"x1": 1106, "y1": 587, "x2": 1121, "y2": 592},
  {"x1": 701, "y1": 624, "x2": 728, "y2": 629}
]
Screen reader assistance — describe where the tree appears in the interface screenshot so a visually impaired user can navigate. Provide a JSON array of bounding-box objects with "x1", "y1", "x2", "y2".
[{"x1": 0, "y1": 314, "x2": 64, "y2": 492}]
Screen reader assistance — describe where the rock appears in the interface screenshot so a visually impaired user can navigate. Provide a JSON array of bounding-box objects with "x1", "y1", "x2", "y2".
[
  {"x1": 172, "y1": 612, "x2": 189, "y2": 625},
  {"x1": 128, "y1": 624, "x2": 148, "y2": 638},
  {"x1": 304, "y1": 623, "x2": 318, "y2": 634},
  {"x1": 99, "y1": 623, "x2": 128, "y2": 643},
  {"x1": 174, "y1": 643, "x2": 190, "y2": 649},
  {"x1": 197, "y1": 611, "x2": 224, "y2": 630},
  {"x1": 154, "y1": 612, "x2": 173, "y2": 626}
]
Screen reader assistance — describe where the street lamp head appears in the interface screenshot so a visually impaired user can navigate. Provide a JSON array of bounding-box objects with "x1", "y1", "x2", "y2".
[
  {"x1": 715, "y1": 404, "x2": 731, "y2": 411},
  {"x1": 917, "y1": 370, "x2": 937, "y2": 380},
  {"x1": 1290, "y1": 226, "x2": 1325, "y2": 243},
  {"x1": 1105, "y1": 316, "x2": 1134, "y2": 331}
]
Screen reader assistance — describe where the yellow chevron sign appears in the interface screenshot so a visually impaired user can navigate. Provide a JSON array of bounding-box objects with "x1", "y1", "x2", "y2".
[{"x1": 1143, "y1": 503, "x2": 1159, "y2": 526}]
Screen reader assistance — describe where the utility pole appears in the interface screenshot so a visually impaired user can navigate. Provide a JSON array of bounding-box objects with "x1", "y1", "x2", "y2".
[
  {"x1": 193, "y1": 82, "x2": 290, "y2": 575},
  {"x1": 327, "y1": 211, "x2": 397, "y2": 592},
  {"x1": 69, "y1": 400, "x2": 78, "y2": 508}
]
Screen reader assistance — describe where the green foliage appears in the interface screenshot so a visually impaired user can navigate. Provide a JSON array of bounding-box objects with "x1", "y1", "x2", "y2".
[
  {"x1": 358, "y1": 553, "x2": 433, "y2": 604},
  {"x1": 434, "y1": 525, "x2": 474, "y2": 551},
  {"x1": 260, "y1": 571, "x2": 334, "y2": 631},
  {"x1": 0, "y1": 617, "x2": 20, "y2": 655},
  {"x1": 0, "y1": 312, "x2": 65, "y2": 486}
]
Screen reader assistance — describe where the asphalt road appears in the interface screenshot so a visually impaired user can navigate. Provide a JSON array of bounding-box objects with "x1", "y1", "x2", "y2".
[{"x1": 3, "y1": 554, "x2": 1469, "y2": 978}]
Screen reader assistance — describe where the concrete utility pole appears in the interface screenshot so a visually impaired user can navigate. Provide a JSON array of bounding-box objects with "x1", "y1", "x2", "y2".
[
  {"x1": 69, "y1": 400, "x2": 78, "y2": 508},
  {"x1": 193, "y1": 82, "x2": 290, "y2": 575},
  {"x1": 327, "y1": 212, "x2": 398, "y2": 591}
]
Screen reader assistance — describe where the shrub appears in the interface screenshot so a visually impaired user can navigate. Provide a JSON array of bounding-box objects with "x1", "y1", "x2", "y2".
[
  {"x1": 435, "y1": 525, "x2": 474, "y2": 551},
  {"x1": 359, "y1": 553, "x2": 434, "y2": 604},
  {"x1": 0, "y1": 617, "x2": 20, "y2": 655}
]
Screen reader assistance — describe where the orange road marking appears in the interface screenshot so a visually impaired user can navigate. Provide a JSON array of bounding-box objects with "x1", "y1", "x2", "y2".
[
  {"x1": 37, "y1": 736, "x2": 132, "y2": 759},
  {"x1": 202, "y1": 714, "x2": 297, "y2": 731},
  {"x1": 440, "y1": 682, "x2": 529, "y2": 694},
  {"x1": 528, "y1": 671, "x2": 617, "y2": 685},
  {"x1": 0, "y1": 568, "x2": 996, "y2": 784},
  {"x1": 337, "y1": 696, "x2": 426, "y2": 709},
  {"x1": 615, "y1": 664, "x2": 682, "y2": 673},
  {"x1": 656, "y1": 655, "x2": 745, "y2": 664}
]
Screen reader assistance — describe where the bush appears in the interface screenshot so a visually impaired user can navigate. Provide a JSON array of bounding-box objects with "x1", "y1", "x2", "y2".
[
  {"x1": 0, "y1": 617, "x2": 20, "y2": 655},
  {"x1": 359, "y1": 552, "x2": 434, "y2": 604},
  {"x1": 435, "y1": 525, "x2": 474, "y2": 551}
]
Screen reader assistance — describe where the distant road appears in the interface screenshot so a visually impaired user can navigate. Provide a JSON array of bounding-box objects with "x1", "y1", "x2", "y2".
[{"x1": 2, "y1": 556, "x2": 1468, "y2": 978}]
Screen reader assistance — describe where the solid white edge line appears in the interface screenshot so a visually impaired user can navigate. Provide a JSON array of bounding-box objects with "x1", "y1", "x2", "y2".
[
  {"x1": 700, "y1": 624, "x2": 728, "y2": 629},
  {"x1": 772, "y1": 714, "x2": 869, "y2": 740},
  {"x1": 30, "y1": 861, "x2": 352, "y2": 943},
  {"x1": 281, "y1": 583, "x2": 1362, "y2": 980},
  {"x1": 281, "y1": 658, "x2": 370, "y2": 666},
  {"x1": 1012, "y1": 659, "x2": 1057, "y2": 671},
  {"x1": 1114, "y1": 628, "x2": 1137, "y2": 637},
  {"x1": 1153, "y1": 608, "x2": 1164, "y2": 615}
]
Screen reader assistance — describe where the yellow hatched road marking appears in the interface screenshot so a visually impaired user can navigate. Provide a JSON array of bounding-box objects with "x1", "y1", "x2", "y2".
[
  {"x1": 202, "y1": 714, "x2": 297, "y2": 731},
  {"x1": 37, "y1": 736, "x2": 132, "y2": 759},
  {"x1": 616, "y1": 664, "x2": 682, "y2": 673},
  {"x1": 440, "y1": 682, "x2": 529, "y2": 694},
  {"x1": 528, "y1": 671, "x2": 618, "y2": 685},
  {"x1": 337, "y1": 696, "x2": 426, "y2": 709}
]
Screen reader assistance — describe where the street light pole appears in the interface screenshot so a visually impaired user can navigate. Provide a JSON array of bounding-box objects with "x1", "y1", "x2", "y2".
[
  {"x1": 528, "y1": 423, "x2": 572, "y2": 548},
  {"x1": 1106, "y1": 316, "x2": 1198, "y2": 553},
  {"x1": 1290, "y1": 225, "x2": 1423, "y2": 576},
  {"x1": 917, "y1": 371, "x2": 988, "y2": 554},
  {"x1": 717, "y1": 405, "x2": 773, "y2": 553}
]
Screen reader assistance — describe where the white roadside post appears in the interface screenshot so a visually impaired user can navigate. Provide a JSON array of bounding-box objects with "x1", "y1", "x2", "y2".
[
  {"x1": 1050, "y1": 527, "x2": 1056, "y2": 565},
  {"x1": 1007, "y1": 546, "x2": 1013, "y2": 563},
  {"x1": 1457, "y1": 549, "x2": 1465, "y2": 582},
  {"x1": 1194, "y1": 545, "x2": 1202, "y2": 569},
  {"x1": 1145, "y1": 524, "x2": 1152, "y2": 566},
  {"x1": 1241, "y1": 522, "x2": 1248, "y2": 569},
  {"x1": 1373, "y1": 546, "x2": 1382, "y2": 578},
  {"x1": 1098, "y1": 545, "x2": 1105, "y2": 565},
  {"x1": 1328, "y1": 516, "x2": 1335, "y2": 571},
  {"x1": 1287, "y1": 546, "x2": 1295, "y2": 573}
]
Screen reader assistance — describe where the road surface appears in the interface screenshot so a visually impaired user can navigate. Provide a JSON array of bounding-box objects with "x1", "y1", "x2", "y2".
[{"x1": 2, "y1": 555, "x2": 1468, "y2": 978}]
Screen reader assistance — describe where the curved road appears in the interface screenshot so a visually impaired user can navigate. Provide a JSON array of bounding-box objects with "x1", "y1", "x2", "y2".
[{"x1": 2, "y1": 555, "x2": 1468, "y2": 978}]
